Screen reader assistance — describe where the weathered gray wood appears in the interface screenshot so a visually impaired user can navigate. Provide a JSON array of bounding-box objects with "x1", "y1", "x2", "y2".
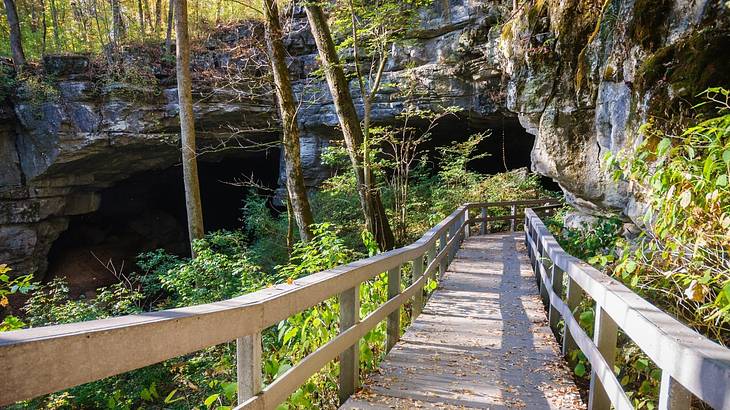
[
  {"x1": 480, "y1": 207, "x2": 486, "y2": 234},
  {"x1": 525, "y1": 208, "x2": 730, "y2": 410},
  {"x1": 427, "y1": 242, "x2": 437, "y2": 281},
  {"x1": 538, "y1": 245, "x2": 550, "y2": 307},
  {"x1": 439, "y1": 232, "x2": 448, "y2": 276},
  {"x1": 549, "y1": 264, "x2": 564, "y2": 333},
  {"x1": 527, "y1": 232, "x2": 632, "y2": 410},
  {"x1": 468, "y1": 198, "x2": 562, "y2": 207},
  {"x1": 411, "y1": 255, "x2": 424, "y2": 319},
  {"x1": 343, "y1": 233, "x2": 584, "y2": 409},
  {"x1": 510, "y1": 204, "x2": 517, "y2": 231},
  {"x1": 588, "y1": 306, "x2": 618, "y2": 410},
  {"x1": 240, "y1": 258, "x2": 435, "y2": 410},
  {"x1": 237, "y1": 332, "x2": 262, "y2": 405},
  {"x1": 4, "y1": 200, "x2": 725, "y2": 410},
  {"x1": 447, "y1": 225, "x2": 456, "y2": 264},
  {"x1": 0, "y1": 206, "x2": 469, "y2": 405},
  {"x1": 563, "y1": 275, "x2": 583, "y2": 357},
  {"x1": 338, "y1": 285, "x2": 360, "y2": 404},
  {"x1": 658, "y1": 373, "x2": 692, "y2": 410},
  {"x1": 387, "y1": 266, "x2": 402, "y2": 353}
]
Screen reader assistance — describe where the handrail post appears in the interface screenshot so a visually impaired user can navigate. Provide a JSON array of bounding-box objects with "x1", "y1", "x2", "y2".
[
  {"x1": 446, "y1": 226, "x2": 454, "y2": 264},
  {"x1": 562, "y1": 275, "x2": 583, "y2": 358},
  {"x1": 480, "y1": 207, "x2": 486, "y2": 235},
  {"x1": 237, "y1": 332, "x2": 262, "y2": 405},
  {"x1": 658, "y1": 373, "x2": 691, "y2": 410},
  {"x1": 549, "y1": 264, "x2": 564, "y2": 335},
  {"x1": 439, "y1": 232, "x2": 448, "y2": 276},
  {"x1": 386, "y1": 265, "x2": 401, "y2": 352},
  {"x1": 510, "y1": 204, "x2": 517, "y2": 232},
  {"x1": 412, "y1": 254, "x2": 424, "y2": 319},
  {"x1": 588, "y1": 305, "x2": 618, "y2": 410},
  {"x1": 339, "y1": 284, "x2": 360, "y2": 404},
  {"x1": 538, "y1": 242, "x2": 549, "y2": 307},
  {"x1": 464, "y1": 209, "x2": 470, "y2": 239},
  {"x1": 428, "y1": 242, "x2": 437, "y2": 281}
]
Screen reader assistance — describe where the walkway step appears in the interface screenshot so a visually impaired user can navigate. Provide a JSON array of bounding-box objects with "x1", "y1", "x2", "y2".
[{"x1": 341, "y1": 233, "x2": 585, "y2": 409}]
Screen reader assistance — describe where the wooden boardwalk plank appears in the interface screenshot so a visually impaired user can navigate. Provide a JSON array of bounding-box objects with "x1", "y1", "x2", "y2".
[{"x1": 342, "y1": 233, "x2": 585, "y2": 409}]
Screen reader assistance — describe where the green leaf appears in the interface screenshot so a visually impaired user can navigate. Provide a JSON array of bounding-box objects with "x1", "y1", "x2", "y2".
[
  {"x1": 718, "y1": 174, "x2": 728, "y2": 187},
  {"x1": 282, "y1": 327, "x2": 298, "y2": 345},
  {"x1": 140, "y1": 389, "x2": 152, "y2": 402},
  {"x1": 579, "y1": 310, "x2": 594, "y2": 326},
  {"x1": 723, "y1": 149, "x2": 730, "y2": 165},
  {"x1": 625, "y1": 260, "x2": 637, "y2": 274},
  {"x1": 164, "y1": 389, "x2": 184, "y2": 404},
  {"x1": 723, "y1": 283, "x2": 730, "y2": 302},
  {"x1": 656, "y1": 138, "x2": 671, "y2": 156},
  {"x1": 204, "y1": 394, "x2": 220, "y2": 408},
  {"x1": 650, "y1": 369, "x2": 662, "y2": 380},
  {"x1": 574, "y1": 362, "x2": 587, "y2": 377},
  {"x1": 222, "y1": 382, "x2": 238, "y2": 401}
]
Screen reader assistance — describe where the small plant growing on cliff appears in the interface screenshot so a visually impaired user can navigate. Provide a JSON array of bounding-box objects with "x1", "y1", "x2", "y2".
[
  {"x1": 0, "y1": 65, "x2": 18, "y2": 101},
  {"x1": 604, "y1": 87, "x2": 730, "y2": 343},
  {"x1": 14, "y1": 71, "x2": 60, "y2": 110},
  {"x1": 97, "y1": 60, "x2": 160, "y2": 102}
]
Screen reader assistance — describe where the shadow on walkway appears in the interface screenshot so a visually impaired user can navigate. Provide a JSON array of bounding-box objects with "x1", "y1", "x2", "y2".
[{"x1": 342, "y1": 233, "x2": 584, "y2": 409}]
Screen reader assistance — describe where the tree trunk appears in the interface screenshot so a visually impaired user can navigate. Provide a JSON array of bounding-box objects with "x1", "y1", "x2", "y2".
[
  {"x1": 154, "y1": 0, "x2": 162, "y2": 35},
  {"x1": 304, "y1": 5, "x2": 394, "y2": 250},
  {"x1": 165, "y1": 0, "x2": 174, "y2": 55},
  {"x1": 173, "y1": 0, "x2": 205, "y2": 255},
  {"x1": 49, "y1": 0, "x2": 61, "y2": 50},
  {"x1": 138, "y1": 0, "x2": 145, "y2": 35},
  {"x1": 40, "y1": 0, "x2": 47, "y2": 54},
  {"x1": 263, "y1": 0, "x2": 315, "y2": 242},
  {"x1": 111, "y1": 0, "x2": 125, "y2": 45},
  {"x1": 3, "y1": 0, "x2": 26, "y2": 68}
]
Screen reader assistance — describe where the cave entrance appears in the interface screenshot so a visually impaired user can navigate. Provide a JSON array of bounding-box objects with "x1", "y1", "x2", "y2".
[
  {"x1": 406, "y1": 114, "x2": 533, "y2": 173},
  {"x1": 410, "y1": 113, "x2": 560, "y2": 190},
  {"x1": 46, "y1": 151, "x2": 280, "y2": 297}
]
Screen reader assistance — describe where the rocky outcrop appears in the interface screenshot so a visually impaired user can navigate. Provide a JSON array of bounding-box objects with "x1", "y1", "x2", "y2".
[
  {"x1": 274, "y1": 2, "x2": 518, "y2": 195},
  {"x1": 1, "y1": 51, "x2": 279, "y2": 275},
  {"x1": 3, "y1": 0, "x2": 726, "y2": 277},
  {"x1": 499, "y1": 0, "x2": 729, "y2": 220}
]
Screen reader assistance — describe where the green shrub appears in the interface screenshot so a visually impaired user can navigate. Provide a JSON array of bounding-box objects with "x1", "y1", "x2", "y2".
[
  {"x1": 23, "y1": 278, "x2": 143, "y2": 326},
  {"x1": 159, "y1": 230, "x2": 265, "y2": 306},
  {"x1": 606, "y1": 87, "x2": 730, "y2": 343},
  {"x1": 0, "y1": 263, "x2": 34, "y2": 331}
]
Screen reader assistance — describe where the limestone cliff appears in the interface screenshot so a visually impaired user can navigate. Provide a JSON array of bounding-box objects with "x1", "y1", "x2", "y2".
[
  {"x1": 1, "y1": 0, "x2": 727, "y2": 276},
  {"x1": 0, "y1": 45, "x2": 279, "y2": 274},
  {"x1": 499, "y1": 0, "x2": 729, "y2": 220}
]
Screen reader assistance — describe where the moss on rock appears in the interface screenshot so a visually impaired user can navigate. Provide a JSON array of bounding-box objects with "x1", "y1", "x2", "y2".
[{"x1": 628, "y1": 0, "x2": 672, "y2": 50}]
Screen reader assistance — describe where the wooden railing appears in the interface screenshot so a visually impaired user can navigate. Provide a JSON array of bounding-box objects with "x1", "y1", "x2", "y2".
[
  {"x1": 525, "y1": 208, "x2": 730, "y2": 410},
  {"x1": 0, "y1": 199, "x2": 556, "y2": 408}
]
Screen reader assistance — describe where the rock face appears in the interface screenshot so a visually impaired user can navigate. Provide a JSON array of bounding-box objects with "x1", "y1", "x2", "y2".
[
  {"x1": 287, "y1": 2, "x2": 511, "y2": 129},
  {"x1": 0, "y1": 50, "x2": 279, "y2": 275},
  {"x1": 499, "y1": 0, "x2": 729, "y2": 220},
  {"x1": 2, "y1": 0, "x2": 726, "y2": 276}
]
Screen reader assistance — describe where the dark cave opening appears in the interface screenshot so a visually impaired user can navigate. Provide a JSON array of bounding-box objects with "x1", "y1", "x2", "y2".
[
  {"x1": 416, "y1": 114, "x2": 561, "y2": 190},
  {"x1": 426, "y1": 114, "x2": 534, "y2": 173},
  {"x1": 46, "y1": 150, "x2": 280, "y2": 296}
]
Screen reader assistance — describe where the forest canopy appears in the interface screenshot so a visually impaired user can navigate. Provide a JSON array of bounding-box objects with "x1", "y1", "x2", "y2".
[{"x1": 0, "y1": 0, "x2": 262, "y2": 58}]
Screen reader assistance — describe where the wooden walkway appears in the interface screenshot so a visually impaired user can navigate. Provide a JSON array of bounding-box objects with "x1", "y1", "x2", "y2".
[{"x1": 343, "y1": 233, "x2": 585, "y2": 409}]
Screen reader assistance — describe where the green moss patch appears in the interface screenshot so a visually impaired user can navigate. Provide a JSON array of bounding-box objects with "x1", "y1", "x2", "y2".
[{"x1": 629, "y1": 0, "x2": 672, "y2": 51}]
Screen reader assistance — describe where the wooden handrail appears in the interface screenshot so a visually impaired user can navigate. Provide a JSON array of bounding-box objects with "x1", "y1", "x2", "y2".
[
  {"x1": 0, "y1": 199, "x2": 552, "y2": 408},
  {"x1": 524, "y1": 208, "x2": 730, "y2": 410}
]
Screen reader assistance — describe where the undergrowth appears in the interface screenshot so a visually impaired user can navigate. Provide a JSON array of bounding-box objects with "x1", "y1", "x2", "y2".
[{"x1": 1, "y1": 132, "x2": 554, "y2": 409}]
